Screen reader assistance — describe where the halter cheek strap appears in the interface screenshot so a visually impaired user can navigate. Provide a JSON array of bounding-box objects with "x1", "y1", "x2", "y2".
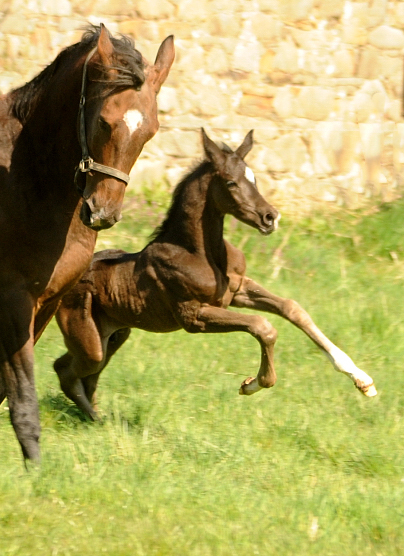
[{"x1": 75, "y1": 47, "x2": 131, "y2": 194}]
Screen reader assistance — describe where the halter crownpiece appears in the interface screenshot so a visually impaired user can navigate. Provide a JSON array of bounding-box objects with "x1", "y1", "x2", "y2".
[{"x1": 75, "y1": 46, "x2": 131, "y2": 194}]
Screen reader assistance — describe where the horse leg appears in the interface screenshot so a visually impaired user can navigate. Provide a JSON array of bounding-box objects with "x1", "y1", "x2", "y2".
[
  {"x1": 0, "y1": 370, "x2": 6, "y2": 405},
  {"x1": 0, "y1": 291, "x2": 41, "y2": 461},
  {"x1": 190, "y1": 305, "x2": 278, "y2": 394},
  {"x1": 231, "y1": 276, "x2": 377, "y2": 397}
]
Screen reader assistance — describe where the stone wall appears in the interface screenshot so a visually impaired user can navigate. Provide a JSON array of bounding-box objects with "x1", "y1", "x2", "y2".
[{"x1": 1, "y1": 0, "x2": 404, "y2": 212}]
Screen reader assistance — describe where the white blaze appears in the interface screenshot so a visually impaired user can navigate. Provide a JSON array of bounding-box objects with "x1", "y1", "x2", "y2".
[
  {"x1": 123, "y1": 109, "x2": 143, "y2": 135},
  {"x1": 245, "y1": 165, "x2": 255, "y2": 184}
]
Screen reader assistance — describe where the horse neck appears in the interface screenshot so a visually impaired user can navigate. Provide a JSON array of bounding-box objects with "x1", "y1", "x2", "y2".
[
  {"x1": 161, "y1": 167, "x2": 226, "y2": 262},
  {"x1": 14, "y1": 55, "x2": 84, "y2": 196}
]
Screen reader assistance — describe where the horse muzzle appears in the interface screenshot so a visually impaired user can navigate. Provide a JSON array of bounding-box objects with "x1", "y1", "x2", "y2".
[{"x1": 80, "y1": 200, "x2": 122, "y2": 231}]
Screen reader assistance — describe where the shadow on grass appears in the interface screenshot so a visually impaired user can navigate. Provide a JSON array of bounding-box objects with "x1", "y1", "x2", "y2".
[
  {"x1": 39, "y1": 393, "x2": 93, "y2": 426},
  {"x1": 39, "y1": 392, "x2": 148, "y2": 434}
]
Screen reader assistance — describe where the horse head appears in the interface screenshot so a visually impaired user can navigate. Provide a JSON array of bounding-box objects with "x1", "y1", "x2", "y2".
[
  {"x1": 78, "y1": 25, "x2": 175, "y2": 231},
  {"x1": 202, "y1": 129, "x2": 280, "y2": 235}
]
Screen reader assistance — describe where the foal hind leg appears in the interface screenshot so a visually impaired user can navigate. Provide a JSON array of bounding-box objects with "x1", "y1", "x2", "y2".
[
  {"x1": 54, "y1": 352, "x2": 99, "y2": 420},
  {"x1": 190, "y1": 305, "x2": 278, "y2": 394},
  {"x1": 231, "y1": 277, "x2": 377, "y2": 396},
  {"x1": 81, "y1": 328, "x2": 131, "y2": 411}
]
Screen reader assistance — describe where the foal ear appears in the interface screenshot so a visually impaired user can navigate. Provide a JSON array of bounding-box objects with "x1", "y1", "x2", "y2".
[
  {"x1": 201, "y1": 128, "x2": 226, "y2": 168},
  {"x1": 235, "y1": 130, "x2": 254, "y2": 160},
  {"x1": 97, "y1": 23, "x2": 114, "y2": 67},
  {"x1": 152, "y1": 35, "x2": 175, "y2": 93}
]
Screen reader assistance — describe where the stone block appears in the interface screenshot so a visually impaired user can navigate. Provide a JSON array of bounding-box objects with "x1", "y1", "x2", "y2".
[
  {"x1": 251, "y1": 14, "x2": 282, "y2": 43},
  {"x1": 1, "y1": 15, "x2": 37, "y2": 35},
  {"x1": 237, "y1": 94, "x2": 274, "y2": 118},
  {"x1": 157, "y1": 130, "x2": 201, "y2": 158},
  {"x1": 231, "y1": 23, "x2": 262, "y2": 73},
  {"x1": 207, "y1": 13, "x2": 241, "y2": 37},
  {"x1": 277, "y1": 0, "x2": 313, "y2": 22},
  {"x1": 259, "y1": 50, "x2": 275, "y2": 75},
  {"x1": 385, "y1": 100, "x2": 401, "y2": 122},
  {"x1": 270, "y1": 133, "x2": 308, "y2": 174},
  {"x1": 295, "y1": 87, "x2": 335, "y2": 121},
  {"x1": 311, "y1": 121, "x2": 360, "y2": 175},
  {"x1": 333, "y1": 49, "x2": 355, "y2": 78},
  {"x1": 257, "y1": 0, "x2": 279, "y2": 12},
  {"x1": 177, "y1": 0, "x2": 209, "y2": 21},
  {"x1": 157, "y1": 86, "x2": 179, "y2": 114},
  {"x1": 356, "y1": 48, "x2": 380, "y2": 79},
  {"x1": 33, "y1": 0, "x2": 72, "y2": 16},
  {"x1": 342, "y1": 22, "x2": 368, "y2": 45},
  {"x1": 272, "y1": 40, "x2": 298, "y2": 74},
  {"x1": 368, "y1": 25, "x2": 404, "y2": 50},
  {"x1": 119, "y1": 20, "x2": 161, "y2": 42},
  {"x1": 395, "y1": 3, "x2": 404, "y2": 29},
  {"x1": 368, "y1": 0, "x2": 387, "y2": 28},
  {"x1": 160, "y1": 21, "x2": 194, "y2": 40},
  {"x1": 273, "y1": 86, "x2": 295, "y2": 119},
  {"x1": 316, "y1": 0, "x2": 344, "y2": 19},
  {"x1": 351, "y1": 92, "x2": 373, "y2": 123},
  {"x1": 175, "y1": 41, "x2": 205, "y2": 72},
  {"x1": 376, "y1": 54, "x2": 402, "y2": 80},
  {"x1": 206, "y1": 46, "x2": 229, "y2": 74},
  {"x1": 136, "y1": 0, "x2": 175, "y2": 20}
]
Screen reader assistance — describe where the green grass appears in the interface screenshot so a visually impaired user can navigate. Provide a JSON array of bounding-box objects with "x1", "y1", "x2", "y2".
[{"x1": 2, "y1": 195, "x2": 404, "y2": 555}]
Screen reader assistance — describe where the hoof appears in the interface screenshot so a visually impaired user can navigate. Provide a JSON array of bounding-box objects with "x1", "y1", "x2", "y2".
[
  {"x1": 356, "y1": 381, "x2": 377, "y2": 397},
  {"x1": 239, "y1": 376, "x2": 261, "y2": 396}
]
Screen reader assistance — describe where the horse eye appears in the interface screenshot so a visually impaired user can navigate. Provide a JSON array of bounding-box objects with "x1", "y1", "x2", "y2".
[
  {"x1": 226, "y1": 180, "x2": 237, "y2": 188},
  {"x1": 98, "y1": 117, "x2": 111, "y2": 133}
]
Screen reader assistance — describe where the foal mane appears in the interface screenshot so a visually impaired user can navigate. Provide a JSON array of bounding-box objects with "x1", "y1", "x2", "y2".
[
  {"x1": 151, "y1": 160, "x2": 213, "y2": 241},
  {"x1": 11, "y1": 25, "x2": 145, "y2": 125}
]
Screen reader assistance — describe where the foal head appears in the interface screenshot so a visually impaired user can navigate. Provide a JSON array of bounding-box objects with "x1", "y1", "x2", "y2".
[
  {"x1": 78, "y1": 25, "x2": 175, "y2": 230},
  {"x1": 202, "y1": 129, "x2": 280, "y2": 235}
]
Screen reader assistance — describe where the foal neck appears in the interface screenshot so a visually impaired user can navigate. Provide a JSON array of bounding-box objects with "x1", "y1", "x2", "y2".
[{"x1": 156, "y1": 163, "x2": 226, "y2": 260}]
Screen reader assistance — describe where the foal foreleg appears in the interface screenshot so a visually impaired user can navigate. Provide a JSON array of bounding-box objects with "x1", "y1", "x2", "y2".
[
  {"x1": 192, "y1": 305, "x2": 278, "y2": 395},
  {"x1": 231, "y1": 277, "x2": 377, "y2": 397}
]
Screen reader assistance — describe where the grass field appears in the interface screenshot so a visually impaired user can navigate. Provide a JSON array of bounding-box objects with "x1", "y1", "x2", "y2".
[{"x1": 1, "y1": 191, "x2": 404, "y2": 556}]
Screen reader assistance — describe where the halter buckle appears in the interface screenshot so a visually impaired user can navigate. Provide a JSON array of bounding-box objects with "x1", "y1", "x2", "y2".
[{"x1": 79, "y1": 157, "x2": 93, "y2": 172}]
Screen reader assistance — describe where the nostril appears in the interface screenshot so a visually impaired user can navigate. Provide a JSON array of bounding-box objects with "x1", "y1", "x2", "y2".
[{"x1": 263, "y1": 213, "x2": 274, "y2": 226}]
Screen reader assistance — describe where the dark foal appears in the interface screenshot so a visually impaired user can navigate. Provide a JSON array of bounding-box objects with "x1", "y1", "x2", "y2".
[
  {"x1": 0, "y1": 24, "x2": 174, "y2": 461},
  {"x1": 54, "y1": 129, "x2": 376, "y2": 420}
]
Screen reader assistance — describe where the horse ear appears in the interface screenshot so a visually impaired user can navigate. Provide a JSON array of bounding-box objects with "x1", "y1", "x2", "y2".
[
  {"x1": 235, "y1": 130, "x2": 254, "y2": 159},
  {"x1": 201, "y1": 128, "x2": 226, "y2": 168},
  {"x1": 152, "y1": 35, "x2": 175, "y2": 93},
  {"x1": 97, "y1": 23, "x2": 114, "y2": 67}
]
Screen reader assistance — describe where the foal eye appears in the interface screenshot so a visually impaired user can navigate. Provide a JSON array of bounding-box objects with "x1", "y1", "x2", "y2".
[{"x1": 226, "y1": 180, "x2": 237, "y2": 188}]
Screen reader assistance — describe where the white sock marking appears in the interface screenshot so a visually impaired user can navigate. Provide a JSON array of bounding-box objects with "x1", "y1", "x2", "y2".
[
  {"x1": 327, "y1": 346, "x2": 373, "y2": 385},
  {"x1": 123, "y1": 109, "x2": 143, "y2": 135}
]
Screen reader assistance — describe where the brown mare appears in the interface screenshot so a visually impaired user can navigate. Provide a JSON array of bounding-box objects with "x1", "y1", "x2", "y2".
[
  {"x1": 0, "y1": 24, "x2": 174, "y2": 461},
  {"x1": 54, "y1": 129, "x2": 377, "y2": 421}
]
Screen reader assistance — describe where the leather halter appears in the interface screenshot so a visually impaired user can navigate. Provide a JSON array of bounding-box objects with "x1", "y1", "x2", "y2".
[{"x1": 75, "y1": 47, "x2": 131, "y2": 194}]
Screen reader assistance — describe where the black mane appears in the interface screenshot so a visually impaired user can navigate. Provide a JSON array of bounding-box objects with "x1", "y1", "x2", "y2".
[
  {"x1": 151, "y1": 161, "x2": 213, "y2": 241},
  {"x1": 11, "y1": 25, "x2": 145, "y2": 125}
]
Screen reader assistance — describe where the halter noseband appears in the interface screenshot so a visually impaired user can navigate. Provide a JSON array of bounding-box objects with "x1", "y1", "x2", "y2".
[{"x1": 75, "y1": 47, "x2": 131, "y2": 194}]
